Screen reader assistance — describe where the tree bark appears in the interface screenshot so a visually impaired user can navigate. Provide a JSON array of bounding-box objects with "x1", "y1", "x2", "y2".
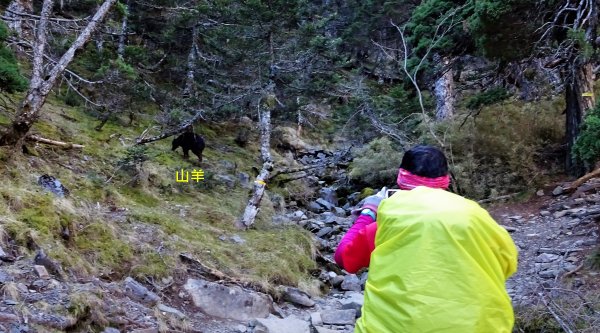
[
  {"x1": 4, "y1": 0, "x2": 33, "y2": 38},
  {"x1": 565, "y1": 62, "x2": 595, "y2": 175},
  {"x1": 434, "y1": 57, "x2": 455, "y2": 121},
  {"x1": 117, "y1": 0, "x2": 129, "y2": 59},
  {"x1": 183, "y1": 25, "x2": 199, "y2": 98},
  {"x1": 237, "y1": 94, "x2": 275, "y2": 229},
  {"x1": 0, "y1": 0, "x2": 117, "y2": 147}
]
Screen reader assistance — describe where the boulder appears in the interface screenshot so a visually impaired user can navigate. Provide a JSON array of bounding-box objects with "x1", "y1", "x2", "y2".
[
  {"x1": 308, "y1": 202, "x2": 324, "y2": 213},
  {"x1": 124, "y1": 277, "x2": 160, "y2": 306},
  {"x1": 316, "y1": 198, "x2": 334, "y2": 211},
  {"x1": 184, "y1": 278, "x2": 271, "y2": 321},
  {"x1": 253, "y1": 315, "x2": 310, "y2": 333},
  {"x1": 282, "y1": 287, "x2": 315, "y2": 307},
  {"x1": 214, "y1": 174, "x2": 237, "y2": 188},
  {"x1": 320, "y1": 309, "x2": 356, "y2": 325},
  {"x1": 340, "y1": 274, "x2": 361, "y2": 291},
  {"x1": 319, "y1": 187, "x2": 339, "y2": 206}
]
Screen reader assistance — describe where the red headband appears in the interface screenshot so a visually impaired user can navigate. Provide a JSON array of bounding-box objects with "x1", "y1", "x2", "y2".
[{"x1": 396, "y1": 168, "x2": 450, "y2": 190}]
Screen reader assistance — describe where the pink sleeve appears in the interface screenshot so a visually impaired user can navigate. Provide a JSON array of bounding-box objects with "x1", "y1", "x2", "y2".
[{"x1": 334, "y1": 214, "x2": 375, "y2": 267}]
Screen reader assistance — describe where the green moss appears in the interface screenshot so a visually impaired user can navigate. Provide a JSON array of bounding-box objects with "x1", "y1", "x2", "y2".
[
  {"x1": 74, "y1": 223, "x2": 134, "y2": 276},
  {"x1": 359, "y1": 187, "x2": 375, "y2": 200},
  {"x1": 131, "y1": 251, "x2": 171, "y2": 279}
]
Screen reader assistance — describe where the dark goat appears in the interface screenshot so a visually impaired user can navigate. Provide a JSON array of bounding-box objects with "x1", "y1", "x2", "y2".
[{"x1": 172, "y1": 132, "x2": 205, "y2": 162}]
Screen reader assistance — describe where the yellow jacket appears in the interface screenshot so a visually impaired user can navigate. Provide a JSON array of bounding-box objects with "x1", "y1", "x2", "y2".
[{"x1": 355, "y1": 187, "x2": 518, "y2": 333}]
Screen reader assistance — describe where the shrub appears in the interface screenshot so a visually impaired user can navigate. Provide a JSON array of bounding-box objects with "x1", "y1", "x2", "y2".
[
  {"x1": 466, "y1": 87, "x2": 510, "y2": 110},
  {"x1": 349, "y1": 137, "x2": 403, "y2": 187},
  {"x1": 572, "y1": 102, "x2": 600, "y2": 168},
  {"x1": 447, "y1": 98, "x2": 564, "y2": 199},
  {"x1": 0, "y1": 22, "x2": 27, "y2": 93}
]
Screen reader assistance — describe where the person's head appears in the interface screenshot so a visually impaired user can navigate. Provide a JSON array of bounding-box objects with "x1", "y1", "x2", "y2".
[
  {"x1": 397, "y1": 145, "x2": 449, "y2": 190},
  {"x1": 400, "y1": 145, "x2": 448, "y2": 178}
]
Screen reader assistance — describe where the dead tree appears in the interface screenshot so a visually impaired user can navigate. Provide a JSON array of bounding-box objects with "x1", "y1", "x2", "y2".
[
  {"x1": 117, "y1": 0, "x2": 129, "y2": 59},
  {"x1": 237, "y1": 91, "x2": 275, "y2": 229},
  {"x1": 0, "y1": 0, "x2": 117, "y2": 148},
  {"x1": 182, "y1": 25, "x2": 199, "y2": 98},
  {"x1": 3, "y1": 0, "x2": 33, "y2": 39},
  {"x1": 433, "y1": 55, "x2": 455, "y2": 121},
  {"x1": 538, "y1": 0, "x2": 599, "y2": 174}
]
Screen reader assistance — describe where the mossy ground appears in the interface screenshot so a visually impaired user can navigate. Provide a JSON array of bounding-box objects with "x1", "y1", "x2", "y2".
[{"x1": 0, "y1": 97, "x2": 317, "y2": 293}]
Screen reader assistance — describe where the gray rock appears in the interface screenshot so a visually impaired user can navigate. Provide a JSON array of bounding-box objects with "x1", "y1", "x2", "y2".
[
  {"x1": 347, "y1": 192, "x2": 361, "y2": 205},
  {"x1": 536, "y1": 253, "x2": 560, "y2": 263},
  {"x1": 310, "y1": 312, "x2": 323, "y2": 326},
  {"x1": 540, "y1": 211, "x2": 551, "y2": 217},
  {"x1": 316, "y1": 227, "x2": 333, "y2": 238},
  {"x1": 230, "y1": 235, "x2": 246, "y2": 244},
  {"x1": 330, "y1": 276, "x2": 344, "y2": 288},
  {"x1": 239, "y1": 172, "x2": 251, "y2": 188},
  {"x1": 320, "y1": 309, "x2": 356, "y2": 325},
  {"x1": 219, "y1": 159, "x2": 236, "y2": 171},
  {"x1": 184, "y1": 278, "x2": 271, "y2": 321},
  {"x1": 319, "y1": 212, "x2": 337, "y2": 224},
  {"x1": 253, "y1": 315, "x2": 310, "y2": 333},
  {"x1": 316, "y1": 198, "x2": 334, "y2": 211},
  {"x1": 308, "y1": 202, "x2": 324, "y2": 213},
  {"x1": 359, "y1": 271, "x2": 368, "y2": 286},
  {"x1": 0, "y1": 271, "x2": 13, "y2": 284},
  {"x1": 102, "y1": 328, "x2": 121, "y2": 333},
  {"x1": 214, "y1": 174, "x2": 237, "y2": 188},
  {"x1": 339, "y1": 291, "x2": 364, "y2": 317},
  {"x1": 319, "y1": 187, "x2": 339, "y2": 206},
  {"x1": 553, "y1": 210, "x2": 568, "y2": 218},
  {"x1": 539, "y1": 269, "x2": 559, "y2": 278},
  {"x1": 341, "y1": 274, "x2": 361, "y2": 291},
  {"x1": 536, "y1": 189, "x2": 544, "y2": 196},
  {"x1": 282, "y1": 287, "x2": 315, "y2": 307},
  {"x1": 314, "y1": 328, "x2": 338, "y2": 333},
  {"x1": 33, "y1": 265, "x2": 50, "y2": 280},
  {"x1": 124, "y1": 277, "x2": 160, "y2": 306},
  {"x1": 158, "y1": 304, "x2": 185, "y2": 319},
  {"x1": 291, "y1": 210, "x2": 307, "y2": 221},
  {"x1": 552, "y1": 186, "x2": 564, "y2": 196},
  {"x1": 333, "y1": 207, "x2": 346, "y2": 217},
  {"x1": 38, "y1": 174, "x2": 69, "y2": 197}
]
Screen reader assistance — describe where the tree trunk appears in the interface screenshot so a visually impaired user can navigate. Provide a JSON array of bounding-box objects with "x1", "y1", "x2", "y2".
[
  {"x1": 183, "y1": 25, "x2": 199, "y2": 98},
  {"x1": 434, "y1": 57, "x2": 455, "y2": 121},
  {"x1": 0, "y1": 0, "x2": 117, "y2": 147},
  {"x1": 117, "y1": 0, "x2": 129, "y2": 59},
  {"x1": 565, "y1": 62, "x2": 595, "y2": 175},
  {"x1": 4, "y1": 0, "x2": 33, "y2": 38},
  {"x1": 237, "y1": 94, "x2": 275, "y2": 229}
]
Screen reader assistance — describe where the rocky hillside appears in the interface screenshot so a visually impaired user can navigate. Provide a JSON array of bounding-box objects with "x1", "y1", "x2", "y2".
[{"x1": 0, "y1": 100, "x2": 598, "y2": 332}]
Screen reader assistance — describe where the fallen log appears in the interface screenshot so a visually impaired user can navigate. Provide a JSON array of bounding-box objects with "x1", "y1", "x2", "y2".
[
  {"x1": 26, "y1": 135, "x2": 84, "y2": 149},
  {"x1": 564, "y1": 167, "x2": 600, "y2": 193}
]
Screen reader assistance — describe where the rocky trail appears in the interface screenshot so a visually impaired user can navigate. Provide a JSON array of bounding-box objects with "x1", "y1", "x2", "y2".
[{"x1": 1, "y1": 145, "x2": 599, "y2": 333}]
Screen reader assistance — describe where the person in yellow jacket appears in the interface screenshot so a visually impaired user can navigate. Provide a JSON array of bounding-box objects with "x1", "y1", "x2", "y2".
[{"x1": 335, "y1": 145, "x2": 518, "y2": 333}]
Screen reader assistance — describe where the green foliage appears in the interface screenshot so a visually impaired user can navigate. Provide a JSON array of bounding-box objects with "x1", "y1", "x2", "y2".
[
  {"x1": 572, "y1": 102, "x2": 600, "y2": 166},
  {"x1": 449, "y1": 98, "x2": 564, "y2": 199},
  {"x1": 0, "y1": 21, "x2": 27, "y2": 93},
  {"x1": 469, "y1": 0, "x2": 540, "y2": 60},
  {"x1": 465, "y1": 87, "x2": 510, "y2": 110},
  {"x1": 406, "y1": 0, "x2": 472, "y2": 59},
  {"x1": 349, "y1": 137, "x2": 403, "y2": 187}
]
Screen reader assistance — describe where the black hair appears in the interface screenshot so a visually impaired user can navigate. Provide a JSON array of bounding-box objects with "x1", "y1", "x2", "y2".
[{"x1": 400, "y1": 145, "x2": 448, "y2": 178}]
